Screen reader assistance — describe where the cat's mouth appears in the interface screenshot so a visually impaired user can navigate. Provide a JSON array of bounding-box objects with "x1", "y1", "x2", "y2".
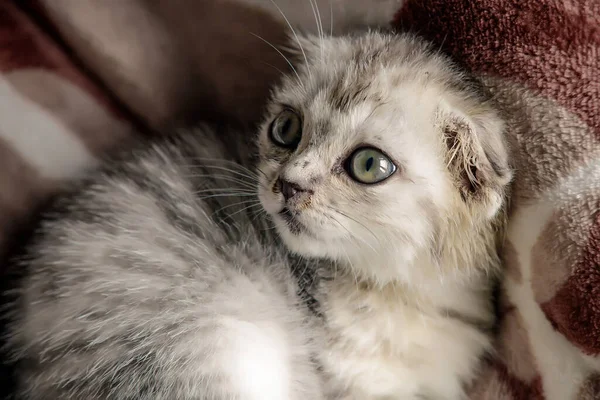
[{"x1": 278, "y1": 207, "x2": 306, "y2": 235}]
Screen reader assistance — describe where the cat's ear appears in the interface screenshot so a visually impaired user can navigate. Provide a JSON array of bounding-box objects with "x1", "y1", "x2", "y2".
[{"x1": 437, "y1": 100, "x2": 513, "y2": 220}]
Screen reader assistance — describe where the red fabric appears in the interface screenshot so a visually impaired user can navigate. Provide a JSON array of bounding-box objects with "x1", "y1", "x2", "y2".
[{"x1": 394, "y1": 0, "x2": 600, "y2": 138}]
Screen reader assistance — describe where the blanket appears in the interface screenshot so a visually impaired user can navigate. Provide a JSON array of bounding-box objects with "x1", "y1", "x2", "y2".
[
  {"x1": 0, "y1": 1, "x2": 138, "y2": 260},
  {"x1": 1, "y1": 1, "x2": 598, "y2": 399},
  {"x1": 394, "y1": 1, "x2": 600, "y2": 399}
]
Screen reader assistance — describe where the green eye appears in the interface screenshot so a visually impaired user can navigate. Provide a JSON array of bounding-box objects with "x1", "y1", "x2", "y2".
[
  {"x1": 346, "y1": 147, "x2": 397, "y2": 184},
  {"x1": 270, "y1": 110, "x2": 302, "y2": 148}
]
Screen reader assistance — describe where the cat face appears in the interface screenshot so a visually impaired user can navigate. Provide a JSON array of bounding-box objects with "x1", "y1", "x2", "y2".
[{"x1": 257, "y1": 32, "x2": 512, "y2": 283}]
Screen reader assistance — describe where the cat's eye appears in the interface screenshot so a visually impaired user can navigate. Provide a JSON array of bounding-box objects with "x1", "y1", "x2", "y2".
[
  {"x1": 346, "y1": 147, "x2": 397, "y2": 184},
  {"x1": 270, "y1": 110, "x2": 302, "y2": 148}
]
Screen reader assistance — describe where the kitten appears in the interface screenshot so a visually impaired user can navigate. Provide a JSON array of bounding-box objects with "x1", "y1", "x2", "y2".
[{"x1": 1, "y1": 31, "x2": 512, "y2": 400}]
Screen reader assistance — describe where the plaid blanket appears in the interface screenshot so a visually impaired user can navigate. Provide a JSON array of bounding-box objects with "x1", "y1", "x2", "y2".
[{"x1": 1, "y1": 1, "x2": 598, "y2": 399}]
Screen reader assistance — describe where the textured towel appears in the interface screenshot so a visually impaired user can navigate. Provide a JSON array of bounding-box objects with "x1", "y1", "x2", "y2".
[{"x1": 394, "y1": 1, "x2": 600, "y2": 399}]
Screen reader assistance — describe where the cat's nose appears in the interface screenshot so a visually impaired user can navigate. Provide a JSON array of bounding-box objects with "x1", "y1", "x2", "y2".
[{"x1": 277, "y1": 178, "x2": 308, "y2": 202}]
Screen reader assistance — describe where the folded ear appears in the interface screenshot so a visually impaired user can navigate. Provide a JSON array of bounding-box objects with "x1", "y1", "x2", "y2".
[{"x1": 438, "y1": 101, "x2": 513, "y2": 220}]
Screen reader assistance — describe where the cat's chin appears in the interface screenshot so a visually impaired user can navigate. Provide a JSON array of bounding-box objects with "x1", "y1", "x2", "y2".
[{"x1": 272, "y1": 216, "x2": 335, "y2": 259}]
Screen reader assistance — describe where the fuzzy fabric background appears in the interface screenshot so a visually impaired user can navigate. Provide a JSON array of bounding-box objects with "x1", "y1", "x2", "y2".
[{"x1": 0, "y1": 1, "x2": 598, "y2": 399}]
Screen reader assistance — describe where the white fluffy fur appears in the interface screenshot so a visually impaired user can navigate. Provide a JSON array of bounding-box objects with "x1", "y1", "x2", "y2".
[{"x1": 222, "y1": 318, "x2": 292, "y2": 400}]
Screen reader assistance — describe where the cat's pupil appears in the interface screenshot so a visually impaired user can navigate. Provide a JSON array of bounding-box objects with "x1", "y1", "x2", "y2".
[
  {"x1": 281, "y1": 118, "x2": 292, "y2": 135},
  {"x1": 366, "y1": 157, "x2": 374, "y2": 171}
]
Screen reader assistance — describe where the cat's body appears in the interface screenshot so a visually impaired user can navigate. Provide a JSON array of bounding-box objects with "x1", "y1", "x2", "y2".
[
  {"x1": 1, "y1": 131, "x2": 324, "y2": 400},
  {"x1": 2, "y1": 31, "x2": 512, "y2": 400}
]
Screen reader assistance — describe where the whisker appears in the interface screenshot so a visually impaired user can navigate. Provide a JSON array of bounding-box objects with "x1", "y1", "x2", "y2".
[
  {"x1": 438, "y1": 32, "x2": 449, "y2": 54},
  {"x1": 260, "y1": 60, "x2": 290, "y2": 79},
  {"x1": 187, "y1": 157, "x2": 267, "y2": 180},
  {"x1": 194, "y1": 188, "x2": 256, "y2": 195},
  {"x1": 295, "y1": 256, "x2": 312, "y2": 283},
  {"x1": 307, "y1": 0, "x2": 324, "y2": 60},
  {"x1": 268, "y1": 0, "x2": 312, "y2": 79},
  {"x1": 250, "y1": 208, "x2": 265, "y2": 221},
  {"x1": 250, "y1": 32, "x2": 304, "y2": 88},
  {"x1": 224, "y1": 202, "x2": 265, "y2": 221},
  {"x1": 186, "y1": 160, "x2": 259, "y2": 178},
  {"x1": 365, "y1": 101, "x2": 390, "y2": 124},
  {"x1": 330, "y1": 207, "x2": 379, "y2": 243},
  {"x1": 325, "y1": 212, "x2": 377, "y2": 253},
  {"x1": 254, "y1": 166, "x2": 269, "y2": 179},
  {"x1": 192, "y1": 176, "x2": 257, "y2": 190},
  {"x1": 189, "y1": 174, "x2": 257, "y2": 190},
  {"x1": 250, "y1": 209, "x2": 273, "y2": 229},
  {"x1": 313, "y1": 0, "x2": 325, "y2": 44},
  {"x1": 194, "y1": 165, "x2": 259, "y2": 182},
  {"x1": 329, "y1": 0, "x2": 333, "y2": 36},
  {"x1": 249, "y1": 208, "x2": 264, "y2": 225},
  {"x1": 196, "y1": 182, "x2": 256, "y2": 193},
  {"x1": 188, "y1": 157, "x2": 251, "y2": 167},
  {"x1": 340, "y1": 246, "x2": 360, "y2": 288},
  {"x1": 195, "y1": 193, "x2": 257, "y2": 202},
  {"x1": 212, "y1": 199, "x2": 262, "y2": 218}
]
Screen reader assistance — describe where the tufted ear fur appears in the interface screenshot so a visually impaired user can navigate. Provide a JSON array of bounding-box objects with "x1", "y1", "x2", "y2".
[{"x1": 437, "y1": 101, "x2": 513, "y2": 220}]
